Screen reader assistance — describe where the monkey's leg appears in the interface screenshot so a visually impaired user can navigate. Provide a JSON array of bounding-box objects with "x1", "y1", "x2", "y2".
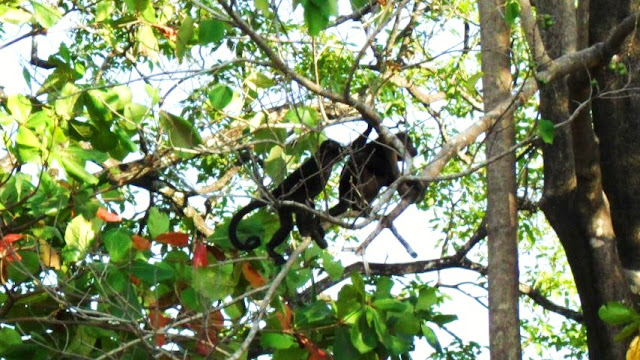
[
  {"x1": 296, "y1": 206, "x2": 328, "y2": 249},
  {"x1": 267, "y1": 209, "x2": 294, "y2": 264}
]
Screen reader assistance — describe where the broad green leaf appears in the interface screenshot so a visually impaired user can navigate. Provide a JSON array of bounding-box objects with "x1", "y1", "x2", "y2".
[
  {"x1": 504, "y1": 0, "x2": 520, "y2": 27},
  {"x1": 176, "y1": 15, "x2": 194, "y2": 61},
  {"x1": 208, "y1": 84, "x2": 234, "y2": 110},
  {"x1": 255, "y1": 0, "x2": 270, "y2": 13},
  {"x1": 159, "y1": 110, "x2": 202, "y2": 148},
  {"x1": 124, "y1": 0, "x2": 151, "y2": 12},
  {"x1": 261, "y1": 333, "x2": 296, "y2": 349},
  {"x1": 374, "y1": 277, "x2": 393, "y2": 298},
  {"x1": 54, "y1": 83, "x2": 80, "y2": 119},
  {"x1": 265, "y1": 145, "x2": 286, "y2": 183},
  {"x1": 148, "y1": 207, "x2": 170, "y2": 239},
  {"x1": 246, "y1": 72, "x2": 275, "y2": 90},
  {"x1": 301, "y1": 0, "x2": 338, "y2": 35},
  {"x1": 59, "y1": 155, "x2": 99, "y2": 185},
  {"x1": 421, "y1": 324, "x2": 442, "y2": 352},
  {"x1": 333, "y1": 327, "x2": 360, "y2": 360},
  {"x1": 350, "y1": 315, "x2": 377, "y2": 353},
  {"x1": 538, "y1": 119, "x2": 555, "y2": 144},
  {"x1": 415, "y1": 287, "x2": 438, "y2": 311},
  {"x1": 7, "y1": 94, "x2": 31, "y2": 122},
  {"x1": 137, "y1": 25, "x2": 159, "y2": 61},
  {"x1": 199, "y1": 19, "x2": 226, "y2": 44},
  {"x1": 391, "y1": 312, "x2": 421, "y2": 335},
  {"x1": 145, "y1": 84, "x2": 160, "y2": 104},
  {"x1": 104, "y1": 229, "x2": 132, "y2": 262},
  {"x1": 122, "y1": 103, "x2": 148, "y2": 130},
  {"x1": 284, "y1": 106, "x2": 319, "y2": 128},
  {"x1": 130, "y1": 260, "x2": 175, "y2": 284},
  {"x1": 105, "y1": 85, "x2": 132, "y2": 111},
  {"x1": 31, "y1": 1, "x2": 62, "y2": 28},
  {"x1": 372, "y1": 298, "x2": 408, "y2": 313},
  {"x1": 85, "y1": 90, "x2": 112, "y2": 124},
  {"x1": 614, "y1": 322, "x2": 639, "y2": 342},
  {"x1": 95, "y1": 0, "x2": 114, "y2": 22},
  {"x1": 7, "y1": 252, "x2": 40, "y2": 283},
  {"x1": 66, "y1": 326, "x2": 97, "y2": 356},
  {"x1": 16, "y1": 127, "x2": 40, "y2": 162},
  {"x1": 16, "y1": 126, "x2": 40, "y2": 148},
  {"x1": 192, "y1": 265, "x2": 236, "y2": 301},
  {"x1": 179, "y1": 287, "x2": 203, "y2": 312},
  {"x1": 0, "y1": 328, "x2": 22, "y2": 351},
  {"x1": 62, "y1": 215, "x2": 99, "y2": 262},
  {"x1": 295, "y1": 301, "x2": 335, "y2": 327},
  {"x1": 254, "y1": 127, "x2": 287, "y2": 153},
  {"x1": 0, "y1": 7, "x2": 32, "y2": 24},
  {"x1": 599, "y1": 302, "x2": 639, "y2": 324},
  {"x1": 322, "y1": 252, "x2": 344, "y2": 281},
  {"x1": 431, "y1": 314, "x2": 457, "y2": 326}
]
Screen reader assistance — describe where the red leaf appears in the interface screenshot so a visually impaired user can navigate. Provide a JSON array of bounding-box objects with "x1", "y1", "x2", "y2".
[
  {"x1": 129, "y1": 275, "x2": 141, "y2": 286},
  {"x1": 156, "y1": 232, "x2": 189, "y2": 247},
  {"x1": 148, "y1": 309, "x2": 171, "y2": 346},
  {"x1": 295, "y1": 333, "x2": 332, "y2": 360},
  {"x1": 193, "y1": 242, "x2": 209, "y2": 268},
  {"x1": 242, "y1": 262, "x2": 266, "y2": 288},
  {"x1": 96, "y1": 207, "x2": 122, "y2": 222},
  {"x1": 3, "y1": 234, "x2": 23, "y2": 243},
  {"x1": 131, "y1": 234, "x2": 151, "y2": 251},
  {"x1": 276, "y1": 304, "x2": 293, "y2": 331}
]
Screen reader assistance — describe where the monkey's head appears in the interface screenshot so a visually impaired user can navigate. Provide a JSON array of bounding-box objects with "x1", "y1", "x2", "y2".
[
  {"x1": 394, "y1": 132, "x2": 418, "y2": 157},
  {"x1": 317, "y1": 139, "x2": 344, "y2": 163}
]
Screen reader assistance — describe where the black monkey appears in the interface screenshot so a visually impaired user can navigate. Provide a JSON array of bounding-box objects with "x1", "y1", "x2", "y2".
[
  {"x1": 329, "y1": 132, "x2": 418, "y2": 217},
  {"x1": 229, "y1": 140, "x2": 343, "y2": 264}
]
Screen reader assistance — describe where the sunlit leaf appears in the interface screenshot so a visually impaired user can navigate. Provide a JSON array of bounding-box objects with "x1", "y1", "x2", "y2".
[
  {"x1": 96, "y1": 207, "x2": 122, "y2": 222},
  {"x1": 62, "y1": 215, "x2": 98, "y2": 262},
  {"x1": 131, "y1": 235, "x2": 151, "y2": 251},
  {"x1": 159, "y1": 110, "x2": 203, "y2": 148},
  {"x1": 156, "y1": 232, "x2": 190, "y2": 247},
  {"x1": 148, "y1": 207, "x2": 170, "y2": 239},
  {"x1": 31, "y1": 1, "x2": 62, "y2": 28},
  {"x1": 199, "y1": 19, "x2": 226, "y2": 44},
  {"x1": 241, "y1": 262, "x2": 266, "y2": 288},
  {"x1": 208, "y1": 84, "x2": 234, "y2": 111}
]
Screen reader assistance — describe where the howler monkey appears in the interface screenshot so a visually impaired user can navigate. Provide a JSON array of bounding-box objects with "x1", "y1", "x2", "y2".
[
  {"x1": 329, "y1": 132, "x2": 418, "y2": 217},
  {"x1": 229, "y1": 140, "x2": 343, "y2": 264}
]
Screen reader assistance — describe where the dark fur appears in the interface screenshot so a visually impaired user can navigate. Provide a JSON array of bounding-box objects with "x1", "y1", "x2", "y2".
[
  {"x1": 229, "y1": 140, "x2": 343, "y2": 264},
  {"x1": 329, "y1": 132, "x2": 417, "y2": 217}
]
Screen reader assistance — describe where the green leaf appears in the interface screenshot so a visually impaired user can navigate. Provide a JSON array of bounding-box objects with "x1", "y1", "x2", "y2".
[
  {"x1": 7, "y1": 94, "x2": 32, "y2": 122},
  {"x1": 122, "y1": 103, "x2": 148, "y2": 130},
  {"x1": 62, "y1": 215, "x2": 99, "y2": 262},
  {"x1": 246, "y1": 72, "x2": 275, "y2": 90},
  {"x1": 0, "y1": 328, "x2": 23, "y2": 351},
  {"x1": 415, "y1": 287, "x2": 438, "y2": 311},
  {"x1": 176, "y1": 15, "x2": 194, "y2": 61},
  {"x1": 599, "y1": 302, "x2": 639, "y2": 325},
  {"x1": 504, "y1": 0, "x2": 520, "y2": 27},
  {"x1": 614, "y1": 322, "x2": 639, "y2": 342},
  {"x1": 95, "y1": 0, "x2": 114, "y2": 22},
  {"x1": 16, "y1": 126, "x2": 40, "y2": 148},
  {"x1": 130, "y1": 260, "x2": 175, "y2": 284},
  {"x1": 538, "y1": 119, "x2": 555, "y2": 144},
  {"x1": 301, "y1": 0, "x2": 338, "y2": 35},
  {"x1": 261, "y1": 333, "x2": 296, "y2": 349},
  {"x1": 208, "y1": 84, "x2": 234, "y2": 110},
  {"x1": 199, "y1": 19, "x2": 226, "y2": 44},
  {"x1": 192, "y1": 265, "x2": 236, "y2": 301},
  {"x1": 55, "y1": 83, "x2": 81, "y2": 119},
  {"x1": 180, "y1": 287, "x2": 203, "y2": 312},
  {"x1": 7, "y1": 252, "x2": 40, "y2": 283},
  {"x1": 296, "y1": 301, "x2": 335, "y2": 326},
  {"x1": 66, "y1": 326, "x2": 97, "y2": 356},
  {"x1": 159, "y1": 110, "x2": 202, "y2": 148},
  {"x1": 59, "y1": 155, "x2": 99, "y2": 185},
  {"x1": 137, "y1": 25, "x2": 159, "y2": 61},
  {"x1": 421, "y1": 324, "x2": 442, "y2": 352},
  {"x1": 104, "y1": 229, "x2": 132, "y2": 262},
  {"x1": 373, "y1": 298, "x2": 408, "y2": 313},
  {"x1": 0, "y1": 7, "x2": 33, "y2": 25},
  {"x1": 31, "y1": 1, "x2": 62, "y2": 28},
  {"x1": 333, "y1": 327, "x2": 360, "y2": 360},
  {"x1": 284, "y1": 106, "x2": 319, "y2": 129},
  {"x1": 265, "y1": 146, "x2": 287, "y2": 183},
  {"x1": 148, "y1": 207, "x2": 170, "y2": 239},
  {"x1": 374, "y1": 277, "x2": 393, "y2": 299},
  {"x1": 322, "y1": 252, "x2": 344, "y2": 281},
  {"x1": 350, "y1": 314, "x2": 377, "y2": 353}
]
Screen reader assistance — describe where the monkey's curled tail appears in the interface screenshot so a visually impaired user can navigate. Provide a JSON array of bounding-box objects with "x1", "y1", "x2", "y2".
[{"x1": 229, "y1": 201, "x2": 265, "y2": 251}]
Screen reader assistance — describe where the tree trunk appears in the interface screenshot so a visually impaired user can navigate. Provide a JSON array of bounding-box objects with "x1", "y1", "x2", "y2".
[
  {"x1": 533, "y1": 0, "x2": 632, "y2": 358},
  {"x1": 478, "y1": 1, "x2": 522, "y2": 359}
]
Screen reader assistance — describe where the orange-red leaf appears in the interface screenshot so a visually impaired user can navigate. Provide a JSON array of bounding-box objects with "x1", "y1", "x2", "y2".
[
  {"x1": 129, "y1": 275, "x2": 141, "y2": 286},
  {"x1": 193, "y1": 242, "x2": 209, "y2": 268},
  {"x1": 96, "y1": 207, "x2": 122, "y2": 222},
  {"x1": 3, "y1": 234, "x2": 23, "y2": 243},
  {"x1": 242, "y1": 262, "x2": 266, "y2": 288},
  {"x1": 131, "y1": 234, "x2": 151, "y2": 251},
  {"x1": 276, "y1": 304, "x2": 293, "y2": 331},
  {"x1": 295, "y1": 333, "x2": 332, "y2": 360},
  {"x1": 152, "y1": 24, "x2": 177, "y2": 41},
  {"x1": 156, "y1": 232, "x2": 189, "y2": 247},
  {"x1": 148, "y1": 309, "x2": 171, "y2": 346}
]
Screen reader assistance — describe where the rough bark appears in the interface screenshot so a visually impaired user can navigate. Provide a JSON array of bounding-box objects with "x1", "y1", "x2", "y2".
[
  {"x1": 533, "y1": 0, "x2": 632, "y2": 358},
  {"x1": 478, "y1": 0, "x2": 522, "y2": 359}
]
